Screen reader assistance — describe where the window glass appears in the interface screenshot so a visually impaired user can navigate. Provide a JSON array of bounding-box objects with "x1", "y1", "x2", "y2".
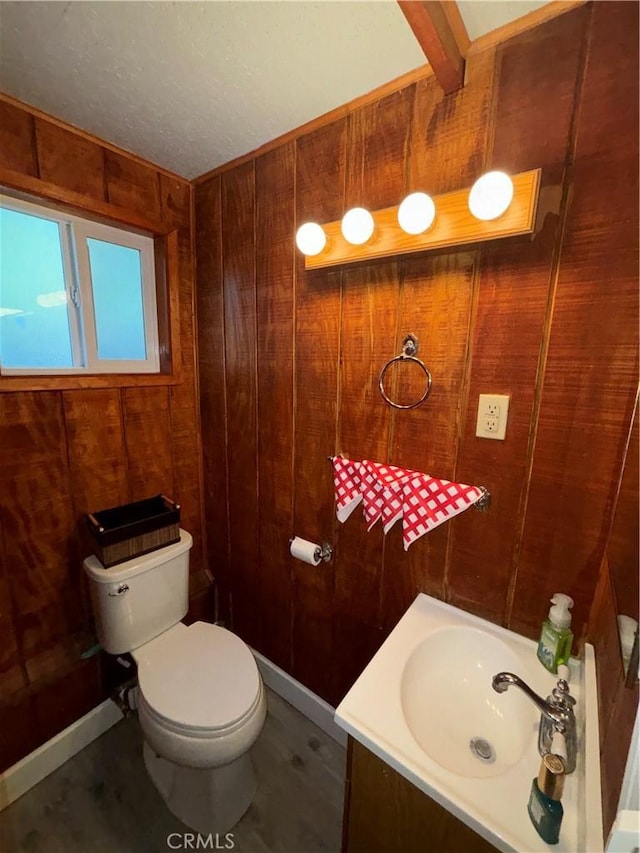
[
  {"x1": 0, "y1": 207, "x2": 73, "y2": 368},
  {"x1": 0, "y1": 194, "x2": 158, "y2": 375},
  {"x1": 87, "y1": 237, "x2": 147, "y2": 361}
]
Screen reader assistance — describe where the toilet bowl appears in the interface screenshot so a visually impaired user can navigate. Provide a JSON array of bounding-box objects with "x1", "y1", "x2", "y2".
[
  {"x1": 83, "y1": 531, "x2": 266, "y2": 833},
  {"x1": 134, "y1": 621, "x2": 267, "y2": 832},
  {"x1": 137, "y1": 680, "x2": 266, "y2": 768}
]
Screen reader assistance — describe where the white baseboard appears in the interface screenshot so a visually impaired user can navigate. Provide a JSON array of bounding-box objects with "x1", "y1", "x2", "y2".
[
  {"x1": 0, "y1": 698, "x2": 123, "y2": 811},
  {"x1": 252, "y1": 650, "x2": 348, "y2": 748}
]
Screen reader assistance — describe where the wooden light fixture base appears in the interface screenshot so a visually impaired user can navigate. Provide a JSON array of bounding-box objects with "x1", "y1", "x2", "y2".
[{"x1": 304, "y1": 169, "x2": 541, "y2": 270}]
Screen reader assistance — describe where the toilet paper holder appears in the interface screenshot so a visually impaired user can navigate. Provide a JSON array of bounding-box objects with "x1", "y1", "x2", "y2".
[
  {"x1": 314, "y1": 542, "x2": 333, "y2": 563},
  {"x1": 289, "y1": 538, "x2": 333, "y2": 563}
]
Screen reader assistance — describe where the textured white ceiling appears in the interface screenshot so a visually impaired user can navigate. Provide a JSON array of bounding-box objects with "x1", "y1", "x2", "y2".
[
  {"x1": 0, "y1": 1, "x2": 548, "y2": 179},
  {"x1": 458, "y1": 0, "x2": 549, "y2": 40}
]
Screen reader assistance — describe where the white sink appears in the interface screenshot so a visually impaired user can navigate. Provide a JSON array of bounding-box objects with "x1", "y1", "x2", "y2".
[
  {"x1": 335, "y1": 593, "x2": 602, "y2": 853},
  {"x1": 401, "y1": 626, "x2": 532, "y2": 778}
]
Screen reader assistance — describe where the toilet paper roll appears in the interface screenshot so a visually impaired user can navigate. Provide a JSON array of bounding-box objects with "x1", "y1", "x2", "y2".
[{"x1": 290, "y1": 536, "x2": 321, "y2": 566}]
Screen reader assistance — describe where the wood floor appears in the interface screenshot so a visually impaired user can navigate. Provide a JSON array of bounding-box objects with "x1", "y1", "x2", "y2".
[{"x1": 0, "y1": 689, "x2": 346, "y2": 853}]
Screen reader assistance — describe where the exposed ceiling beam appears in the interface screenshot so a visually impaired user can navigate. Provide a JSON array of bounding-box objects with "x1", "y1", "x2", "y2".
[{"x1": 397, "y1": 1, "x2": 469, "y2": 94}]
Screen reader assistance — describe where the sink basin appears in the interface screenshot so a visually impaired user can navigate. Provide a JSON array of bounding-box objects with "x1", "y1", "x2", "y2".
[
  {"x1": 335, "y1": 593, "x2": 602, "y2": 853},
  {"x1": 401, "y1": 626, "x2": 533, "y2": 778}
]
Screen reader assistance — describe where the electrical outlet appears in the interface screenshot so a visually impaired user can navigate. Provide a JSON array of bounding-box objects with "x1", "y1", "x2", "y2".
[{"x1": 476, "y1": 394, "x2": 510, "y2": 440}]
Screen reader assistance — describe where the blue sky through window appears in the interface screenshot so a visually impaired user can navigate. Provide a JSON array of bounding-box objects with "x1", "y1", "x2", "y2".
[
  {"x1": 1, "y1": 204, "x2": 152, "y2": 371},
  {"x1": 0, "y1": 207, "x2": 74, "y2": 368},
  {"x1": 87, "y1": 238, "x2": 146, "y2": 361}
]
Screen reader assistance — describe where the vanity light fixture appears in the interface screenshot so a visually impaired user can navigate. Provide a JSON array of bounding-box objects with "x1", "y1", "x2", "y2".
[
  {"x1": 295, "y1": 222, "x2": 327, "y2": 257},
  {"x1": 299, "y1": 169, "x2": 541, "y2": 270},
  {"x1": 341, "y1": 207, "x2": 375, "y2": 245},
  {"x1": 397, "y1": 192, "x2": 436, "y2": 235},
  {"x1": 468, "y1": 171, "x2": 514, "y2": 221}
]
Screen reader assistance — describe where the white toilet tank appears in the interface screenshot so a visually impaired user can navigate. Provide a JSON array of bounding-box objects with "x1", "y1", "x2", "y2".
[{"x1": 83, "y1": 530, "x2": 193, "y2": 655}]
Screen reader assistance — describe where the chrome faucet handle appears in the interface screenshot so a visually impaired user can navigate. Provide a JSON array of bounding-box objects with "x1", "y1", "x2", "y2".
[
  {"x1": 545, "y1": 679, "x2": 577, "y2": 774},
  {"x1": 552, "y1": 679, "x2": 576, "y2": 708},
  {"x1": 492, "y1": 670, "x2": 577, "y2": 774},
  {"x1": 491, "y1": 672, "x2": 567, "y2": 727},
  {"x1": 550, "y1": 719, "x2": 567, "y2": 736}
]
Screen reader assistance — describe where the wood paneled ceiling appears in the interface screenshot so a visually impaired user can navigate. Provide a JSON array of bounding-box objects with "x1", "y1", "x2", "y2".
[{"x1": 0, "y1": 1, "x2": 549, "y2": 179}]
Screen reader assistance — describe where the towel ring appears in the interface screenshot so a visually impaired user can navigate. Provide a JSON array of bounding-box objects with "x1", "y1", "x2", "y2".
[{"x1": 378, "y1": 334, "x2": 432, "y2": 410}]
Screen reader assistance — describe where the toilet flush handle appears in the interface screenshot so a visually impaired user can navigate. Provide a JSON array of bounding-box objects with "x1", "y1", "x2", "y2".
[{"x1": 108, "y1": 584, "x2": 130, "y2": 597}]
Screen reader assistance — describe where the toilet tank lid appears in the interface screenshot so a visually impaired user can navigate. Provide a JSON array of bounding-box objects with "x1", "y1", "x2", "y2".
[{"x1": 83, "y1": 529, "x2": 192, "y2": 583}]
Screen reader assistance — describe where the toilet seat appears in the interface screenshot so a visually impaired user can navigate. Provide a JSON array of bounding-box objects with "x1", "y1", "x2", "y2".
[
  {"x1": 133, "y1": 621, "x2": 261, "y2": 734},
  {"x1": 138, "y1": 685, "x2": 263, "y2": 739}
]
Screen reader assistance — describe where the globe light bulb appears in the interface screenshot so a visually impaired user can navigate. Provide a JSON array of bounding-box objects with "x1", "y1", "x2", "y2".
[
  {"x1": 468, "y1": 171, "x2": 514, "y2": 221},
  {"x1": 397, "y1": 192, "x2": 436, "y2": 235},
  {"x1": 341, "y1": 207, "x2": 374, "y2": 245},
  {"x1": 295, "y1": 222, "x2": 327, "y2": 256}
]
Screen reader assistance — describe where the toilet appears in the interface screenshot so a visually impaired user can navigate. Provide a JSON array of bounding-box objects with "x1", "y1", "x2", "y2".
[{"x1": 83, "y1": 529, "x2": 266, "y2": 834}]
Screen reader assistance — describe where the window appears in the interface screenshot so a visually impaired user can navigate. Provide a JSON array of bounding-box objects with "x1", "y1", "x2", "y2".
[{"x1": 0, "y1": 194, "x2": 159, "y2": 375}]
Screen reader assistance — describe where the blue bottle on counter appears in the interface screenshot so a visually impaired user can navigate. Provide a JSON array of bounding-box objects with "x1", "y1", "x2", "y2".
[{"x1": 528, "y1": 753, "x2": 565, "y2": 845}]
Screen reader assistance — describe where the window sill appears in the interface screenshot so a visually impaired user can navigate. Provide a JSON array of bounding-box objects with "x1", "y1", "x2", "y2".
[{"x1": 0, "y1": 372, "x2": 181, "y2": 392}]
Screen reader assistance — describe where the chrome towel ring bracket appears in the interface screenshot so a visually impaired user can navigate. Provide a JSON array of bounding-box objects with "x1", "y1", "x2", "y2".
[{"x1": 378, "y1": 334, "x2": 432, "y2": 410}]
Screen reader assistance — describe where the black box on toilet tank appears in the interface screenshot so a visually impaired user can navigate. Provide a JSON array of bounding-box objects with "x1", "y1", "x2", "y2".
[{"x1": 86, "y1": 494, "x2": 180, "y2": 568}]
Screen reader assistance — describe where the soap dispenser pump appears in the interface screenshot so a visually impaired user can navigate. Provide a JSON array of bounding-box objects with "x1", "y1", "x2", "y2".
[{"x1": 537, "y1": 593, "x2": 574, "y2": 674}]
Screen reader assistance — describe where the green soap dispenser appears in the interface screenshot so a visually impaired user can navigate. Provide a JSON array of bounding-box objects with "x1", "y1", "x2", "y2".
[{"x1": 537, "y1": 593, "x2": 573, "y2": 674}]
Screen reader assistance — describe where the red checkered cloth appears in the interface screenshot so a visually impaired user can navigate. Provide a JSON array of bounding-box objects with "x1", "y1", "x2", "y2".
[
  {"x1": 382, "y1": 470, "x2": 412, "y2": 533},
  {"x1": 333, "y1": 458, "x2": 408, "y2": 530},
  {"x1": 402, "y1": 474, "x2": 482, "y2": 550},
  {"x1": 333, "y1": 457, "x2": 482, "y2": 548},
  {"x1": 332, "y1": 456, "x2": 363, "y2": 522},
  {"x1": 360, "y1": 461, "x2": 386, "y2": 529},
  {"x1": 359, "y1": 460, "x2": 412, "y2": 533},
  {"x1": 363, "y1": 461, "x2": 415, "y2": 533}
]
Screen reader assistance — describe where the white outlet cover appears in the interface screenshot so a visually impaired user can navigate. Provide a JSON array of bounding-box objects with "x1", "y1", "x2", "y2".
[{"x1": 476, "y1": 394, "x2": 510, "y2": 440}]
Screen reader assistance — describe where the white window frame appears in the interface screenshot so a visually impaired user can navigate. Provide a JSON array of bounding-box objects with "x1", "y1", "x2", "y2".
[{"x1": 0, "y1": 193, "x2": 159, "y2": 375}]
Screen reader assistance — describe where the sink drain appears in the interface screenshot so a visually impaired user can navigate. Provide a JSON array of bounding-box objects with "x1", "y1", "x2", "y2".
[{"x1": 469, "y1": 737, "x2": 496, "y2": 764}]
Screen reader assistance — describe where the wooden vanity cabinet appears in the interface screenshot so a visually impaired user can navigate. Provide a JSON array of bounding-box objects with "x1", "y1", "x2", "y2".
[{"x1": 342, "y1": 738, "x2": 497, "y2": 853}]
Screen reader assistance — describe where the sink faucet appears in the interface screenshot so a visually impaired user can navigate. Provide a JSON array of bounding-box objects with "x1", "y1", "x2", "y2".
[{"x1": 492, "y1": 672, "x2": 577, "y2": 773}]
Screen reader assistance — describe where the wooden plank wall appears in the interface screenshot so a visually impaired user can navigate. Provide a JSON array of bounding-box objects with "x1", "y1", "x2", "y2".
[
  {"x1": 589, "y1": 559, "x2": 639, "y2": 835},
  {"x1": 0, "y1": 97, "x2": 210, "y2": 771},
  {"x1": 588, "y1": 398, "x2": 639, "y2": 835},
  {"x1": 196, "y1": 0, "x2": 638, "y2": 739}
]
